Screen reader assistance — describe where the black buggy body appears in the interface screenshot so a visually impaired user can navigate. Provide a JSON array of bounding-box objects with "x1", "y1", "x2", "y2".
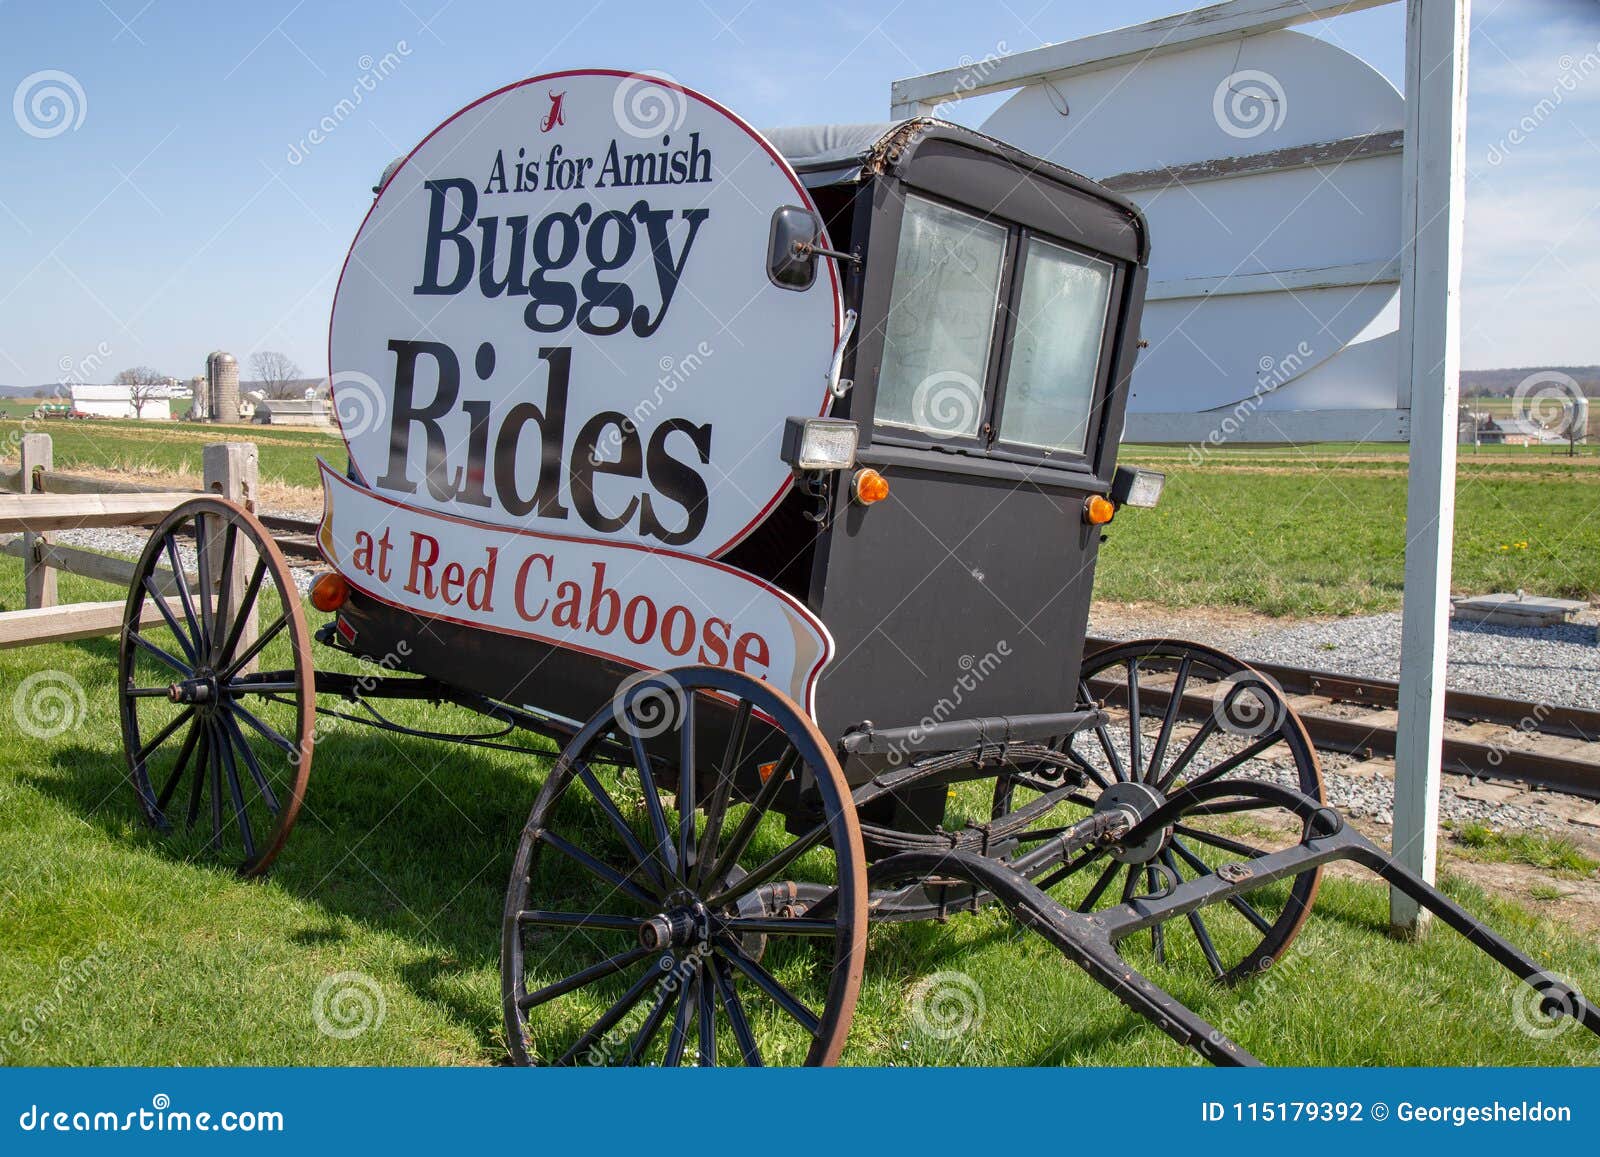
[{"x1": 339, "y1": 121, "x2": 1149, "y2": 789}]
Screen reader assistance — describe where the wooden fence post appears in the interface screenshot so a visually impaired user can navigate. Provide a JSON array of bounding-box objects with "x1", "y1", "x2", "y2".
[
  {"x1": 20, "y1": 433, "x2": 56, "y2": 609},
  {"x1": 203, "y1": 443, "x2": 259, "y2": 669}
]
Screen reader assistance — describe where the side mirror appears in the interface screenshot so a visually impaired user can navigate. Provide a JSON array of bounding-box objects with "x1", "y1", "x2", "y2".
[{"x1": 767, "y1": 205, "x2": 821, "y2": 290}]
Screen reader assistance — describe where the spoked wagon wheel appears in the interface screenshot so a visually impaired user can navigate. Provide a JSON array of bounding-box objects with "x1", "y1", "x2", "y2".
[
  {"x1": 1043, "y1": 639, "x2": 1325, "y2": 982},
  {"x1": 118, "y1": 497, "x2": 314, "y2": 877},
  {"x1": 502, "y1": 667, "x2": 867, "y2": 1066}
]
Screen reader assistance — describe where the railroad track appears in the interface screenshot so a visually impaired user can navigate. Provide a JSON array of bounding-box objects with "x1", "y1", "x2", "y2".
[
  {"x1": 1085, "y1": 635, "x2": 1600, "y2": 799},
  {"x1": 247, "y1": 528, "x2": 1600, "y2": 800},
  {"x1": 258, "y1": 513, "x2": 322, "y2": 562}
]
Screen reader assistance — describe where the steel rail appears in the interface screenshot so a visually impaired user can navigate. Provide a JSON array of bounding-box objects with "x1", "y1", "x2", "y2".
[{"x1": 1085, "y1": 636, "x2": 1600, "y2": 798}]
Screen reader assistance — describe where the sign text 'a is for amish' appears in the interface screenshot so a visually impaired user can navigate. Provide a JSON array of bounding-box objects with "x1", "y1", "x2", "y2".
[{"x1": 328, "y1": 69, "x2": 842, "y2": 559}]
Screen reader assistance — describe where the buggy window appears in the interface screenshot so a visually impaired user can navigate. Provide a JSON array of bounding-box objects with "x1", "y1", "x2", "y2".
[
  {"x1": 997, "y1": 238, "x2": 1114, "y2": 455},
  {"x1": 875, "y1": 195, "x2": 1006, "y2": 440}
]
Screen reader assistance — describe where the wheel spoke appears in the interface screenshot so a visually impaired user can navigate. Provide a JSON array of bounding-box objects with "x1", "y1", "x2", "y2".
[
  {"x1": 1155, "y1": 714, "x2": 1219, "y2": 792},
  {"x1": 1080, "y1": 680, "x2": 1127, "y2": 782},
  {"x1": 1126, "y1": 660, "x2": 1144, "y2": 780},
  {"x1": 717, "y1": 936, "x2": 821, "y2": 1036},
  {"x1": 1147, "y1": 655, "x2": 1191, "y2": 783},
  {"x1": 695, "y1": 698, "x2": 751, "y2": 888},
  {"x1": 141, "y1": 578, "x2": 197, "y2": 665},
  {"x1": 184, "y1": 722, "x2": 211, "y2": 831},
  {"x1": 129, "y1": 630, "x2": 193, "y2": 677},
  {"x1": 1036, "y1": 845, "x2": 1106, "y2": 892},
  {"x1": 215, "y1": 557, "x2": 268, "y2": 670},
  {"x1": 222, "y1": 713, "x2": 281, "y2": 815},
  {"x1": 135, "y1": 705, "x2": 196, "y2": 766},
  {"x1": 517, "y1": 910, "x2": 643, "y2": 933},
  {"x1": 677, "y1": 701, "x2": 696, "y2": 877},
  {"x1": 1179, "y1": 732, "x2": 1284, "y2": 794},
  {"x1": 570, "y1": 761, "x2": 665, "y2": 895},
  {"x1": 702, "y1": 746, "x2": 797, "y2": 889},
  {"x1": 623, "y1": 976, "x2": 677, "y2": 1065},
  {"x1": 697, "y1": 967, "x2": 717, "y2": 1067},
  {"x1": 193, "y1": 513, "x2": 215, "y2": 653},
  {"x1": 209, "y1": 522, "x2": 239, "y2": 666},
  {"x1": 219, "y1": 613, "x2": 288, "y2": 681},
  {"x1": 1076, "y1": 857, "x2": 1122, "y2": 911},
  {"x1": 537, "y1": 829, "x2": 658, "y2": 907},
  {"x1": 712, "y1": 956, "x2": 762, "y2": 1066},
  {"x1": 554, "y1": 964, "x2": 659, "y2": 1066},
  {"x1": 214, "y1": 717, "x2": 256, "y2": 861},
  {"x1": 162, "y1": 534, "x2": 205, "y2": 654},
  {"x1": 1170, "y1": 839, "x2": 1277, "y2": 935},
  {"x1": 721, "y1": 917, "x2": 837, "y2": 938},
  {"x1": 154, "y1": 716, "x2": 204, "y2": 812},
  {"x1": 1172, "y1": 824, "x2": 1269, "y2": 860},
  {"x1": 628, "y1": 729, "x2": 679, "y2": 879},
  {"x1": 207, "y1": 719, "x2": 225, "y2": 852},
  {"x1": 229, "y1": 702, "x2": 299, "y2": 759},
  {"x1": 518, "y1": 945, "x2": 655, "y2": 1010},
  {"x1": 1148, "y1": 866, "x2": 1166, "y2": 963},
  {"x1": 1119, "y1": 861, "x2": 1140, "y2": 903},
  {"x1": 662, "y1": 967, "x2": 697, "y2": 1067},
  {"x1": 704, "y1": 820, "x2": 827, "y2": 910},
  {"x1": 1185, "y1": 903, "x2": 1227, "y2": 980}
]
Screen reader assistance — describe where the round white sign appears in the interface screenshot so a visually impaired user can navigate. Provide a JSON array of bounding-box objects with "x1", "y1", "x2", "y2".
[{"x1": 329, "y1": 69, "x2": 841, "y2": 557}]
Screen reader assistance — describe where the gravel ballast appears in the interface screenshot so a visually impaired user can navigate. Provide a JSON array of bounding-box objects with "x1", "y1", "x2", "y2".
[{"x1": 1091, "y1": 603, "x2": 1600, "y2": 711}]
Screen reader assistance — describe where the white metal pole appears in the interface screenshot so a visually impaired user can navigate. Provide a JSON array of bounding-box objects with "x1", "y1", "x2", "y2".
[{"x1": 1391, "y1": 0, "x2": 1470, "y2": 935}]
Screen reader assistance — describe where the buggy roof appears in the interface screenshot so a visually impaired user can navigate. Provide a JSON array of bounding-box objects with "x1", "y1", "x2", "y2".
[{"x1": 760, "y1": 118, "x2": 1148, "y2": 261}]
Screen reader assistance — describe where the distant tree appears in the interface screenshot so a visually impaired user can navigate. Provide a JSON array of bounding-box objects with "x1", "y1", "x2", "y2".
[
  {"x1": 113, "y1": 366, "x2": 168, "y2": 419},
  {"x1": 249, "y1": 351, "x2": 303, "y2": 400}
]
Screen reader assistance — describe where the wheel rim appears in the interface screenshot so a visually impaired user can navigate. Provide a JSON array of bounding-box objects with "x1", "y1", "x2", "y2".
[
  {"x1": 1026, "y1": 639, "x2": 1324, "y2": 982},
  {"x1": 118, "y1": 498, "x2": 313, "y2": 877},
  {"x1": 501, "y1": 667, "x2": 866, "y2": 1066}
]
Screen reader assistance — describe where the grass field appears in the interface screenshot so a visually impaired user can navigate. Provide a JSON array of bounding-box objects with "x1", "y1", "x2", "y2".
[
  {"x1": 1, "y1": 556, "x2": 1598, "y2": 1065},
  {"x1": 0, "y1": 416, "x2": 337, "y2": 494},
  {"x1": 5, "y1": 419, "x2": 1600, "y2": 617},
  {"x1": 1100, "y1": 443, "x2": 1600, "y2": 615}
]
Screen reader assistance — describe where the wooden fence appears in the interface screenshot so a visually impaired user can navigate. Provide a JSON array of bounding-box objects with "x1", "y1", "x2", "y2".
[{"x1": 0, "y1": 433, "x2": 258, "y2": 649}]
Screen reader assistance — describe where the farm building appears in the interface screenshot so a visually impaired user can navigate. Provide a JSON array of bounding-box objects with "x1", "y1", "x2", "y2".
[
  {"x1": 67, "y1": 383, "x2": 171, "y2": 420},
  {"x1": 1471, "y1": 414, "x2": 1575, "y2": 446}
]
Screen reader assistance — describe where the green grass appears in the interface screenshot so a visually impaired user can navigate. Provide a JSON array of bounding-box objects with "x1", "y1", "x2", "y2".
[
  {"x1": 5, "y1": 422, "x2": 1600, "y2": 616},
  {"x1": 1, "y1": 562, "x2": 1598, "y2": 1065},
  {"x1": 1449, "y1": 822, "x2": 1600, "y2": 876},
  {"x1": 1, "y1": 417, "x2": 338, "y2": 492},
  {"x1": 1098, "y1": 444, "x2": 1600, "y2": 615}
]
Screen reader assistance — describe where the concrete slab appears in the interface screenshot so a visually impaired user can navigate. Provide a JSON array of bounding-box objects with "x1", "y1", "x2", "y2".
[{"x1": 1452, "y1": 592, "x2": 1587, "y2": 627}]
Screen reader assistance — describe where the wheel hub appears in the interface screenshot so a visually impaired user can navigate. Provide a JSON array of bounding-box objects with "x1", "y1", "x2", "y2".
[
  {"x1": 1096, "y1": 780, "x2": 1171, "y2": 864},
  {"x1": 639, "y1": 903, "x2": 707, "y2": 951},
  {"x1": 167, "y1": 669, "x2": 222, "y2": 708}
]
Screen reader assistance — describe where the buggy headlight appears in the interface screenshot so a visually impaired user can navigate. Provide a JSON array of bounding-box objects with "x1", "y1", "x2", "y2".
[
  {"x1": 1111, "y1": 466, "x2": 1165, "y2": 509},
  {"x1": 780, "y1": 416, "x2": 858, "y2": 472}
]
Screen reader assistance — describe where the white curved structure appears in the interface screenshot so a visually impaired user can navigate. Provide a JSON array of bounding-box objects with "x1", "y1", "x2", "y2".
[{"x1": 976, "y1": 27, "x2": 1405, "y2": 442}]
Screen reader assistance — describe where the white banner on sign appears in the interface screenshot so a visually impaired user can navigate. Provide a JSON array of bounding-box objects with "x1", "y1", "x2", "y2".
[
  {"x1": 316, "y1": 463, "x2": 834, "y2": 713},
  {"x1": 328, "y1": 69, "x2": 842, "y2": 559}
]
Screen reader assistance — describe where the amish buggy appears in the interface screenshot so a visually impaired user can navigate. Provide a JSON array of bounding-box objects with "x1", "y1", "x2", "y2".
[{"x1": 116, "y1": 71, "x2": 1600, "y2": 1066}]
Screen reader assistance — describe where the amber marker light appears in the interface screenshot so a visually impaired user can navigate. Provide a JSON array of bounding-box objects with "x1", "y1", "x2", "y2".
[
  {"x1": 1084, "y1": 495, "x2": 1116, "y2": 526},
  {"x1": 852, "y1": 468, "x2": 890, "y2": 505},
  {"x1": 310, "y1": 572, "x2": 350, "y2": 612}
]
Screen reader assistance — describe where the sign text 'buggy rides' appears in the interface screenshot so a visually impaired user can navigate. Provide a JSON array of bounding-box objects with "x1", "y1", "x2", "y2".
[{"x1": 116, "y1": 70, "x2": 1600, "y2": 1065}]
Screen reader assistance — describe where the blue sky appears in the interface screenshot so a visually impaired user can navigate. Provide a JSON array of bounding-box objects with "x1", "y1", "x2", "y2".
[{"x1": 0, "y1": 0, "x2": 1596, "y2": 387}]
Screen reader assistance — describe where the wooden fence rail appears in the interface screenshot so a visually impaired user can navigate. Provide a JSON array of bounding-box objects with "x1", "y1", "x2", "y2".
[{"x1": 0, "y1": 433, "x2": 259, "y2": 649}]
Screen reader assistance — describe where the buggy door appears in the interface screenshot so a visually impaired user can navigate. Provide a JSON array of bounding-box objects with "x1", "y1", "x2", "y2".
[{"x1": 809, "y1": 150, "x2": 1146, "y2": 748}]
